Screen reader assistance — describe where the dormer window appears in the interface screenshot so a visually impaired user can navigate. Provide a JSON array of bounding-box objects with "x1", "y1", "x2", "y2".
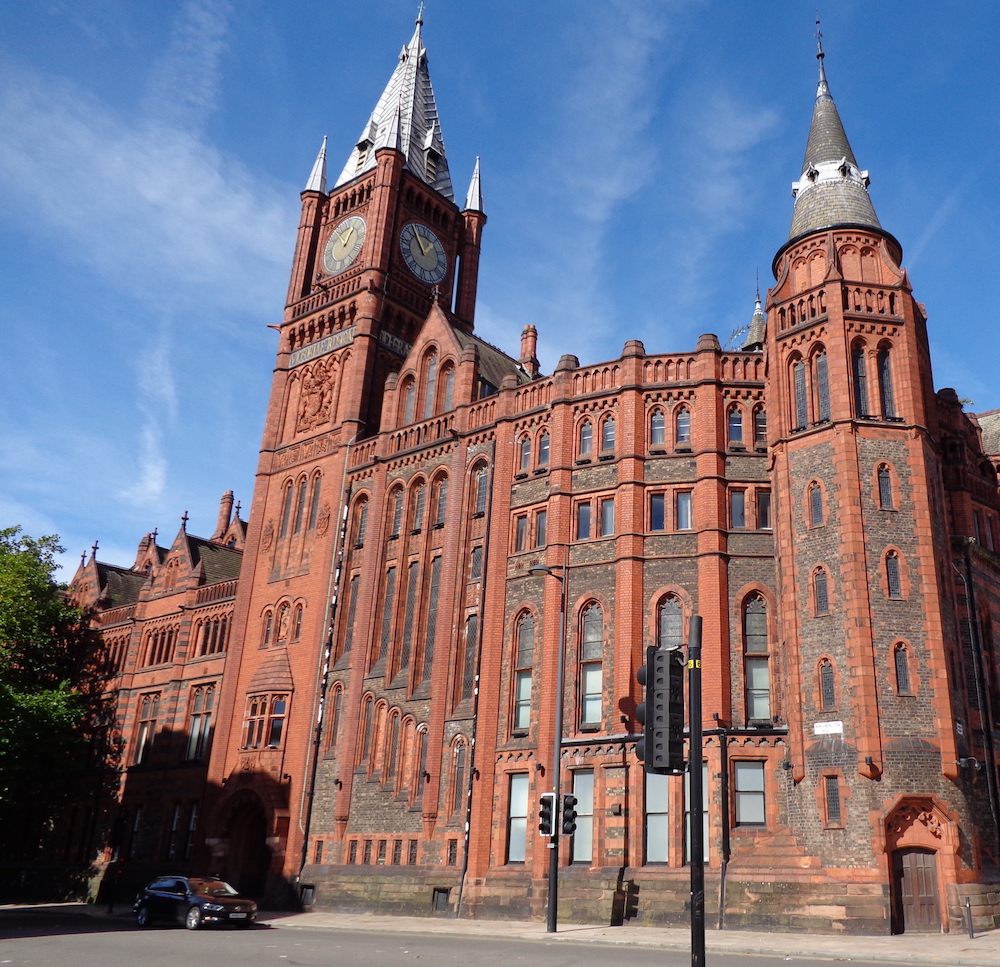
[
  {"x1": 838, "y1": 160, "x2": 851, "y2": 177},
  {"x1": 425, "y1": 149, "x2": 440, "y2": 183},
  {"x1": 806, "y1": 165, "x2": 819, "y2": 182},
  {"x1": 355, "y1": 140, "x2": 372, "y2": 173}
]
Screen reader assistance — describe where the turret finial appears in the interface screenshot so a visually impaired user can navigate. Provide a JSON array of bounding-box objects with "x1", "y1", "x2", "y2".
[
  {"x1": 416, "y1": 1, "x2": 424, "y2": 26},
  {"x1": 814, "y1": 17, "x2": 830, "y2": 98},
  {"x1": 90, "y1": 540, "x2": 99, "y2": 562},
  {"x1": 181, "y1": 510, "x2": 189, "y2": 532}
]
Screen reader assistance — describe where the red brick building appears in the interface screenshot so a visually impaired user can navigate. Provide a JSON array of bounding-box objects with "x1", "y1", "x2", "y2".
[{"x1": 71, "y1": 19, "x2": 1000, "y2": 934}]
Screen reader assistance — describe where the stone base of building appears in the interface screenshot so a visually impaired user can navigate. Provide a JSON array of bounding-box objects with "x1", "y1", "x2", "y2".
[{"x1": 300, "y1": 863, "x2": 1000, "y2": 935}]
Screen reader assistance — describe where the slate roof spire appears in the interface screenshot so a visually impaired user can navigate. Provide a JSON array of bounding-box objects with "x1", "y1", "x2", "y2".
[
  {"x1": 743, "y1": 282, "x2": 767, "y2": 351},
  {"x1": 334, "y1": 12, "x2": 454, "y2": 200},
  {"x1": 788, "y1": 27, "x2": 880, "y2": 241}
]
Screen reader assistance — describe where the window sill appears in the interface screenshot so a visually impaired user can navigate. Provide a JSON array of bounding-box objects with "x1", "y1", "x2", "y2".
[
  {"x1": 533, "y1": 468, "x2": 548, "y2": 475},
  {"x1": 674, "y1": 446, "x2": 692, "y2": 453},
  {"x1": 649, "y1": 447, "x2": 666, "y2": 454},
  {"x1": 575, "y1": 458, "x2": 592, "y2": 465},
  {"x1": 514, "y1": 473, "x2": 529, "y2": 480},
  {"x1": 432, "y1": 522, "x2": 445, "y2": 530},
  {"x1": 598, "y1": 454, "x2": 615, "y2": 461}
]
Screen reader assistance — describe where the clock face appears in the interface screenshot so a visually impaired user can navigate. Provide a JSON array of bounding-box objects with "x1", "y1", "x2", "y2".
[
  {"x1": 399, "y1": 222, "x2": 447, "y2": 284},
  {"x1": 323, "y1": 215, "x2": 367, "y2": 275}
]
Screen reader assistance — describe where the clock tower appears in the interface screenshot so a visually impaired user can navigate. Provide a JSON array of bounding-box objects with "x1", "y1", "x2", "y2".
[
  {"x1": 280, "y1": 12, "x2": 485, "y2": 440},
  {"x1": 206, "y1": 13, "x2": 485, "y2": 900}
]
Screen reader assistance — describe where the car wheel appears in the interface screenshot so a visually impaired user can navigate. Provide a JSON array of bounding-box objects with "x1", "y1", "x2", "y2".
[
  {"x1": 136, "y1": 905, "x2": 152, "y2": 927},
  {"x1": 184, "y1": 906, "x2": 203, "y2": 930}
]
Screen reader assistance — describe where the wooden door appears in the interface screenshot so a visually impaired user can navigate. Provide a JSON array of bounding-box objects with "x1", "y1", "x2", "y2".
[{"x1": 892, "y1": 848, "x2": 940, "y2": 933}]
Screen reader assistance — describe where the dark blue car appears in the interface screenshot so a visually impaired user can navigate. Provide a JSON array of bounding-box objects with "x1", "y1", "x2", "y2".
[{"x1": 134, "y1": 876, "x2": 257, "y2": 929}]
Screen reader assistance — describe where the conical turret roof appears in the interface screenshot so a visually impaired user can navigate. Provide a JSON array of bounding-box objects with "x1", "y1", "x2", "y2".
[
  {"x1": 788, "y1": 39, "x2": 880, "y2": 241},
  {"x1": 334, "y1": 15, "x2": 453, "y2": 201}
]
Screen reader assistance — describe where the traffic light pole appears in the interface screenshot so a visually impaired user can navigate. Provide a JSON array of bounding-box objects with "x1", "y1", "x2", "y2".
[
  {"x1": 528, "y1": 562, "x2": 568, "y2": 934},
  {"x1": 688, "y1": 615, "x2": 705, "y2": 967},
  {"x1": 546, "y1": 569, "x2": 567, "y2": 934}
]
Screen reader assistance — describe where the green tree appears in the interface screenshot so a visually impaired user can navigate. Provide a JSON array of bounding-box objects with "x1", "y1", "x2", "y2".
[{"x1": 0, "y1": 528, "x2": 93, "y2": 865}]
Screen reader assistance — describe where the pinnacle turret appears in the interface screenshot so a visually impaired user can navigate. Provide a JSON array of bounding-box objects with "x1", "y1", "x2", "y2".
[
  {"x1": 743, "y1": 288, "x2": 767, "y2": 351},
  {"x1": 304, "y1": 136, "x2": 327, "y2": 194},
  {"x1": 788, "y1": 34, "x2": 880, "y2": 241},
  {"x1": 334, "y1": 15, "x2": 453, "y2": 200},
  {"x1": 464, "y1": 157, "x2": 483, "y2": 213}
]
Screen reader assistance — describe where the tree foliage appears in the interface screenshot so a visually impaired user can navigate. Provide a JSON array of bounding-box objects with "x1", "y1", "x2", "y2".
[{"x1": 0, "y1": 528, "x2": 92, "y2": 820}]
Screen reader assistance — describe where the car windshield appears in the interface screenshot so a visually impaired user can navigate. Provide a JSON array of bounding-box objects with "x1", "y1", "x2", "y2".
[{"x1": 188, "y1": 878, "x2": 239, "y2": 897}]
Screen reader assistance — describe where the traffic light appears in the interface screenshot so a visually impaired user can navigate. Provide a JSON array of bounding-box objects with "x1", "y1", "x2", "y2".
[
  {"x1": 635, "y1": 645, "x2": 686, "y2": 774},
  {"x1": 561, "y1": 794, "x2": 578, "y2": 835},
  {"x1": 538, "y1": 792, "x2": 557, "y2": 837}
]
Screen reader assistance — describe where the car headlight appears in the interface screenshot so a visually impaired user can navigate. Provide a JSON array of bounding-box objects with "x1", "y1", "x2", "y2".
[{"x1": 203, "y1": 903, "x2": 225, "y2": 912}]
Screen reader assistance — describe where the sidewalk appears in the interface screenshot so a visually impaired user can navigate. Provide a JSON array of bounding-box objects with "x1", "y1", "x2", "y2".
[
  {"x1": 264, "y1": 907, "x2": 1000, "y2": 966},
  {"x1": 13, "y1": 902, "x2": 1000, "y2": 966}
]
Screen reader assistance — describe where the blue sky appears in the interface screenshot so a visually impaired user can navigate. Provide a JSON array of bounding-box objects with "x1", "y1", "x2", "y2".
[{"x1": 1, "y1": 0, "x2": 998, "y2": 579}]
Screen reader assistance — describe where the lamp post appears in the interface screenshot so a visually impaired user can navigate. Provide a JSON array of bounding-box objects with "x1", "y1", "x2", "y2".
[{"x1": 528, "y1": 562, "x2": 567, "y2": 933}]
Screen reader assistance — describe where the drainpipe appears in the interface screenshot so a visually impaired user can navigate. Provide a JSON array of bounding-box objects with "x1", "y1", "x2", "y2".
[
  {"x1": 299, "y1": 435, "x2": 356, "y2": 877},
  {"x1": 958, "y1": 540, "x2": 1000, "y2": 856}
]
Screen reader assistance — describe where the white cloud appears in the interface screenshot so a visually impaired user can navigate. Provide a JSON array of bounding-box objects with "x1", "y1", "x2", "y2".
[
  {"x1": 143, "y1": 0, "x2": 234, "y2": 131},
  {"x1": 657, "y1": 86, "x2": 780, "y2": 318}
]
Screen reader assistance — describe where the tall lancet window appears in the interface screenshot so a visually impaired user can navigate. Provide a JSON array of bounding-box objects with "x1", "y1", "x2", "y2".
[
  {"x1": 852, "y1": 345, "x2": 870, "y2": 417},
  {"x1": 878, "y1": 346, "x2": 896, "y2": 418},
  {"x1": 792, "y1": 360, "x2": 808, "y2": 430}
]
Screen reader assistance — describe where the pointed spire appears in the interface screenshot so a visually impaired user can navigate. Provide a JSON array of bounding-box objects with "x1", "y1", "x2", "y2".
[
  {"x1": 743, "y1": 282, "x2": 767, "y2": 351},
  {"x1": 334, "y1": 14, "x2": 454, "y2": 199},
  {"x1": 788, "y1": 24, "x2": 880, "y2": 241},
  {"x1": 304, "y1": 136, "x2": 328, "y2": 194},
  {"x1": 464, "y1": 156, "x2": 484, "y2": 213}
]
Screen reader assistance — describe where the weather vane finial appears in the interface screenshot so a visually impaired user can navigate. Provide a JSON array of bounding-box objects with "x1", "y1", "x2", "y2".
[
  {"x1": 815, "y1": 15, "x2": 824, "y2": 58},
  {"x1": 416, "y1": 1, "x2": 424, "y2": 26}
]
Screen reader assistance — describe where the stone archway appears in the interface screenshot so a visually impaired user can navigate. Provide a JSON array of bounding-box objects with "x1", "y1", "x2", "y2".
[{"x1": 884, "y1": 798, "x2": 954, "y2": 934}]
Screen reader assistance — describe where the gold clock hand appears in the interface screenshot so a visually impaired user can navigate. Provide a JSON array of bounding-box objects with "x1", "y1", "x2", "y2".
[{"x1": 415, "y1": 232, "x2": 431, "y2": 256}]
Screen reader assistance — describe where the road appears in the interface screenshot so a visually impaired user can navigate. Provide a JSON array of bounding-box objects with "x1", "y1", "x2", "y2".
[{"x1": 0, "y1": 907, "x2": 905, "y2": 967}]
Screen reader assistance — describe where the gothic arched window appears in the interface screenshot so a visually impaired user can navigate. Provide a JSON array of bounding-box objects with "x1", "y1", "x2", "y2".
[
  {"x1": 814, "y1": 350, "x2": 830, "y2": 422},
  {"x1": 579, "y1": 604, "x2": 604, "y2": 727},
  {"x1": 578, "y1": 419, "x2": 593, "y2": 457},
  {"x1": 878, "y1": 344, "x2": 896, "y2": 418},
  {"x1": 877, "y1": 465, "x2": 894, "y2": 510},
  {"x1": 743, "y1": 595, "x2": 770, "y2": 724},
  {"x1": 537, "y1": 430, "x2": 550, "y2": 467},
  {"x1": 513, "y1": 612, "x2": 534, "y2": 731},
  {"x1": 753, "y1": 406, "x2": 767, "y2": 447},
  {"x1": 518, "y1": 435, "x2": 531, "y2": 472},
  {"x1": 601, "y1": 416, "x2": 616, "y2": 452},
  {"x1": 728, "y1": 404, "x2": 744, "y2": 445},
  {"x1": 675, "y1": 405, "x2": 691, "y2": 445},
  {"x1": 852, "y1": 343, "x2": 870, "y2": 417},
  {"x1": 886, "y1": 551, "x2": 903, "y2": 599},
  {"x1": 650, "y1": 409, "x2": 665, "y2": 447},
  {"x1": 814, "y1": 568, "x2": 829, "y2": 614},
  {"x1": 894, "y1": 643, "x2": 912, "y2": 694},
  {"x1": 819, "y1": 659, "x2": 836, "y2": 710},
  {"x1": 809, "y1": 482, "x2": 824, "y2": 527}
]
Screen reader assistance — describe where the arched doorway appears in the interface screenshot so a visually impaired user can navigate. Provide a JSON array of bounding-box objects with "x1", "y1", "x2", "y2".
[
  {"x1": 891, "y1": 848, "x2": 940, "y2": 934},
  {"x1": 885, "y1": 797, "x2": 953, "y2": 934},
  {"x1": 225, "y1": 799, "x2": 271, "y2": 898}
]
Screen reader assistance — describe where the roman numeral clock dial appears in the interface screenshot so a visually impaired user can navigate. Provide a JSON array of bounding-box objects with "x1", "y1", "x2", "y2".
[
  {"x1": 399, "y1": 222, "x2": 447, "y2": 284},
  {"x1": 323, "y1": 215, "x2": 367, "y2": 275}
]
